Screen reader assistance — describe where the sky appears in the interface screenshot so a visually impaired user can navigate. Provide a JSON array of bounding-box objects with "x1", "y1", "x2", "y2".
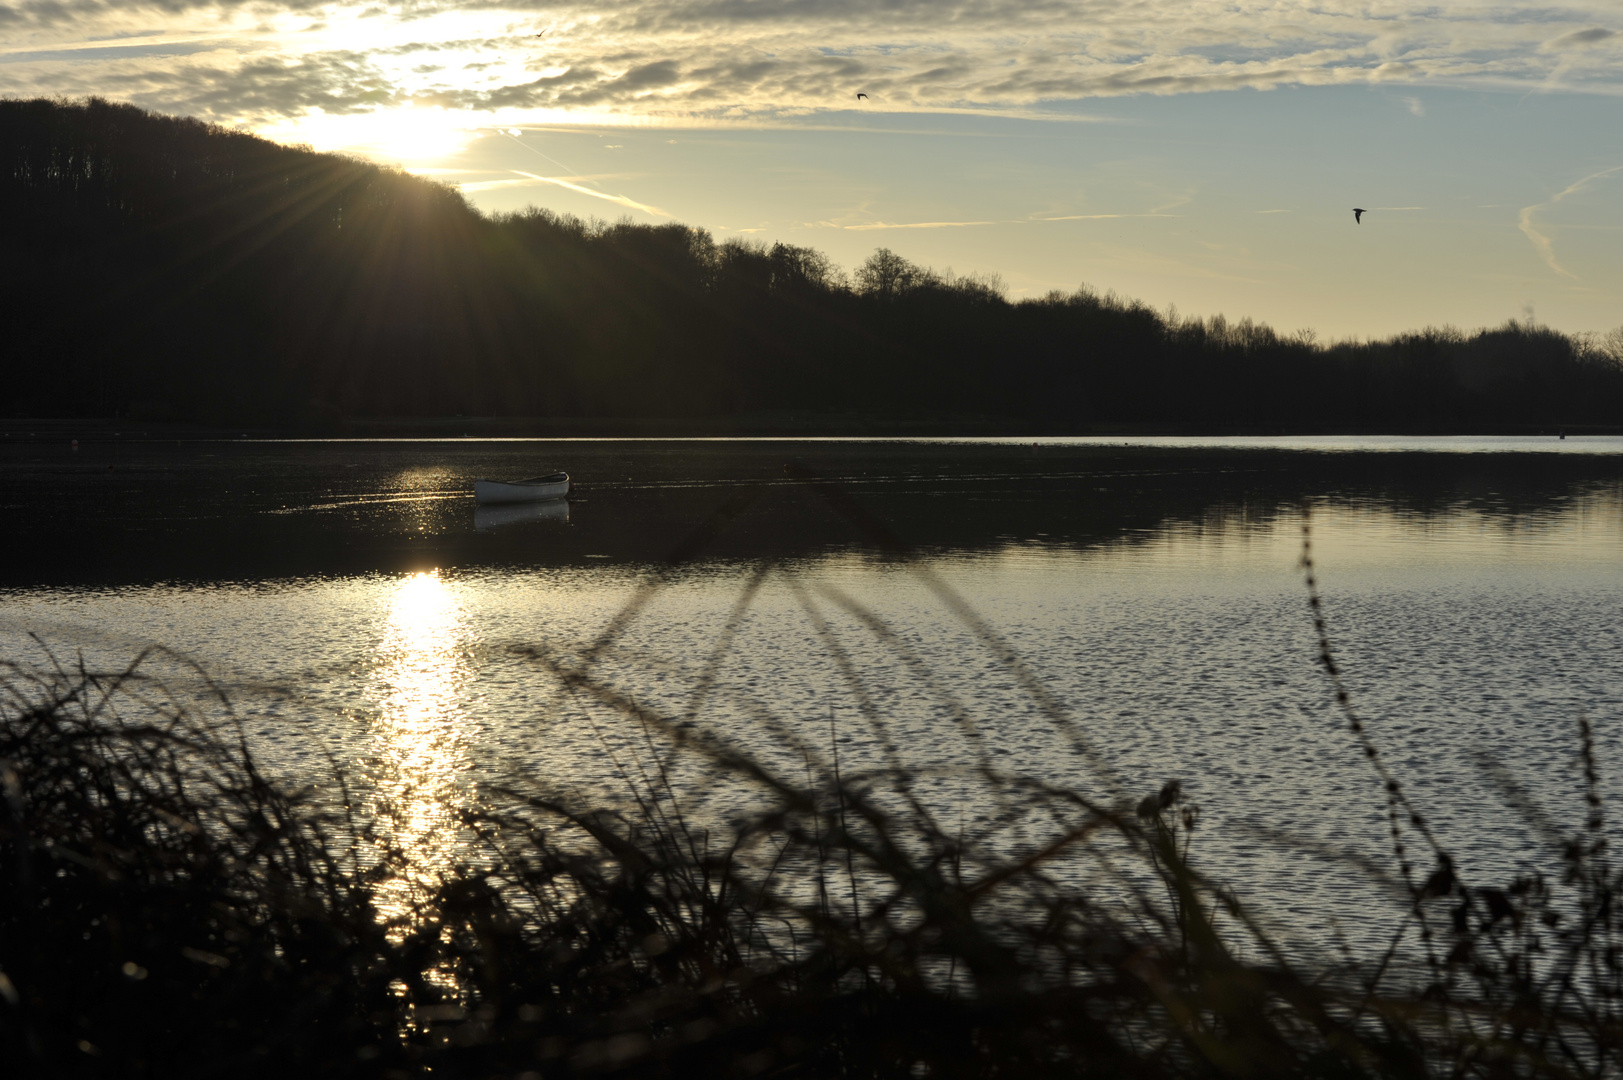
[{"x1": 2, "y1": 0, "x2": 1620, "y2": 340}]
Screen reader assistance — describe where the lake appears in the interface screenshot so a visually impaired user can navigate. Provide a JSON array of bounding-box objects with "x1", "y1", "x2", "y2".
[{"x1": 3, "y1": 434, "x2": 1621, "y2": 955}]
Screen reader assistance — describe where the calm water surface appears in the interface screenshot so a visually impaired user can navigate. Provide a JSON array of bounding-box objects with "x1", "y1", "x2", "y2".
[{"x1": 3, "y1": 435, "x2": 1620, "y2": 951}]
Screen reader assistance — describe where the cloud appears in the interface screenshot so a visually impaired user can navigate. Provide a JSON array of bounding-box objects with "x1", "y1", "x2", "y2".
[
  {"x1": 3, "y1": 0, "x2": 1622, "y2": 132},
  {"x1": 125, "y1": 52, "x2": 405, "y2": 119}
]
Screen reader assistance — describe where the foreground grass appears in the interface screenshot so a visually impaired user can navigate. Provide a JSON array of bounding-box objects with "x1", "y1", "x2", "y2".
[{"x1": 2, "y1": 640, "x2": 1619, "y2": 1079}]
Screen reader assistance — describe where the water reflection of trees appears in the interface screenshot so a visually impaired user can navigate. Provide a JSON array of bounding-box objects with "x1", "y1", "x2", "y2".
[{"x1": 5, "y1": 439, "x2": 1619, "y2": 586}]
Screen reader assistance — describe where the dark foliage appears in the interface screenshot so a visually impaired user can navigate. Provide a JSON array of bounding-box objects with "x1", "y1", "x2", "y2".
[
  {"x1": 0, "y1": 650, "x2": 401, "y2": 1076},
  {"x1": 4, "y1": 96, "x2": 1622, "y2": 429}
]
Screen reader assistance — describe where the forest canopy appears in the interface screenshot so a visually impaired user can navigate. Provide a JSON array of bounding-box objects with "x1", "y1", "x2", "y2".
[{"x1": 3, "y1": 97, "x2": 1621, "y2": 430}]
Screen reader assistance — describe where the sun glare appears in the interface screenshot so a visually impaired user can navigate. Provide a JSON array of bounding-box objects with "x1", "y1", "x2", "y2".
[{"x1": 258, "y1": 105, "x2": 485, "y2": 168}]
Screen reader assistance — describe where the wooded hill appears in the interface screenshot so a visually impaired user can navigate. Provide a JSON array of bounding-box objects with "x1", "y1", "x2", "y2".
[{"x1": 4, "y1": 97, "x2": 1620, "y2": 430}]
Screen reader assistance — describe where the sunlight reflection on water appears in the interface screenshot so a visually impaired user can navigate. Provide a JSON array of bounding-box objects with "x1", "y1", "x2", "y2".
[{"x1": 366, "y1": 570, "x2": 475, "y2": 934}]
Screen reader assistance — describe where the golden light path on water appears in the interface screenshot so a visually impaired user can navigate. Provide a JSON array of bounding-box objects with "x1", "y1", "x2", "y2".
[{"x1": 366, "y1": 570, "x2": 475, "y2": 934}]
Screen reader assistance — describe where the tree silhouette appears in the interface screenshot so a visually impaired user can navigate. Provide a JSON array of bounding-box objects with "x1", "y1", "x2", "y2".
[{"x1": 3, "y1": 97, "x2": 1620, "y2": 430}]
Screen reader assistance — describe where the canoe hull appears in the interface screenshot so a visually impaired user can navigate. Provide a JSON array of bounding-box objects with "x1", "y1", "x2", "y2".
[{"x1": 474, "y1": 474, "x2": 570, "y2": 505}]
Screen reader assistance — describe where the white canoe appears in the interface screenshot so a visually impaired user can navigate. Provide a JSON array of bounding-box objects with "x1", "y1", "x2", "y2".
[{"x1": 473, "y1": 472, "x2": 570, "y2": 505}]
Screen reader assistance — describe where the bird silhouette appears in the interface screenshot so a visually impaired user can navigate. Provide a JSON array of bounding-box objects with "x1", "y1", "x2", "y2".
[
  {"x1": 856, "y1": 92, "x2": 868, "y2": 100},
  {"x1": 1352, "y1": 207, "x2": 1366, "y2": 224}
]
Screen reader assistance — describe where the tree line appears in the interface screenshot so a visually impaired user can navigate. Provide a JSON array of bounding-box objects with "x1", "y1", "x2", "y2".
[{"x1": 4, "y1": 96, "x2": 1620, "y2": 429}]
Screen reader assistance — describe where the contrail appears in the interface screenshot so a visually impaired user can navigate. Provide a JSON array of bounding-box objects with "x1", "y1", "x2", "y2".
[
  {"x1": 509, "y1": 170, "x2": 671, "y2": 217},
  {"x1": 501, "y1": 128, "x2": 584, "y2": 181},
  {"x1": 1518, "y1": 166, "x2": 1621, "y2": 280},
  {"x1": 844, "y1": 220, "x2": 996, "y2": 231},
  {"x1": 0, "y1": 31, "x2": 236, "y2": 56},
  {"x1": 499, "y1": 128, "x2": 670, "y2": 217}
]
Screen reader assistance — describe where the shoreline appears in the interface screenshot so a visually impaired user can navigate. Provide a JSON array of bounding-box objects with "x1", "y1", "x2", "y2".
[{"x1": 5, "y1": 415, "x2": 1622, "y2": 442}]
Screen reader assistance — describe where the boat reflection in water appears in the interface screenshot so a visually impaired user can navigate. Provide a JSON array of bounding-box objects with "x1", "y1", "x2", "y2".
[
  {"x1": 364, "y1": 570, "x2": 475, "y2": 939},
  {"x1": 474, "y1": 497, "x2": 570, "y2": 531}
]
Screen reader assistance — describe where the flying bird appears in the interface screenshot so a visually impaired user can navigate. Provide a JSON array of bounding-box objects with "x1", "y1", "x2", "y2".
[
  {"x1": 1352, "y1": 207, "x2": 1366, "y2": 224},
  {"x1": 856, "y1": 92, "x2": 868, "y2": 100}
]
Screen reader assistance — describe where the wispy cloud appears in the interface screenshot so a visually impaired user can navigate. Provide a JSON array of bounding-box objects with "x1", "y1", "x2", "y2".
[{"x1": 1518, "y1": 166, "x2": 1622, "y2": 280}]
